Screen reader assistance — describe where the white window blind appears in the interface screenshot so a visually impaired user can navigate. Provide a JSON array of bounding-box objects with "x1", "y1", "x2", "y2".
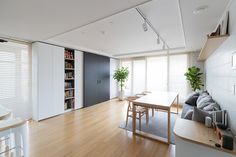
[
  {"x1": 147, "y1": 56, "x2": 168, "y2": 91},
  {"x1": 169, "y1": 54, "x2": 188, "y2": 102},
  {"x1": 121, "y1": 53, "x2": 190, "y2": 103},
  {"x1": 0, "y1": 42, "x2": 31, "y2": 119},
  {"x1": 133, "y1": 60, "x2": 145, "y2": 94}
]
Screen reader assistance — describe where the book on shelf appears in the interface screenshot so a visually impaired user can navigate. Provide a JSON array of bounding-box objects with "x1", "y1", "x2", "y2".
[
  {"x1": 65, "y1": 72, "x2": 74, "y2": 79},
  {"x1": 64, "y1": 50, "x2": 74, "y2": 59},
  {"x1": 65, "y1": 82, "x2": 73, "y2": 88},
  {"x1": 65, "y1": 90, "x2": 74, "y2": 98},
  {"x1": 65, "y1": 61, "x2": 74, "y2": 69}
]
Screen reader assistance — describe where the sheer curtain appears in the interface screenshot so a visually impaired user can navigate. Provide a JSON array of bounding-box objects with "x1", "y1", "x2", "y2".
[{"x1": 0, "y1": 42, "x2": 31, "y2": 119}]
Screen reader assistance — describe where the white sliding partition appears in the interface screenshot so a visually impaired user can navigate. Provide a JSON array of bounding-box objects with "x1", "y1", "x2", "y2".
[
  {"x1": 75, "y1": 50, "x2": 83, "y2": 109},
  {"x1": 32, "y1": 42, "x2": 64, "y2": 121}
]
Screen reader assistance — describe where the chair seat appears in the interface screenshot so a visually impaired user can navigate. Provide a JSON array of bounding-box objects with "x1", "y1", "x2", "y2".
[{"x1": 135, "y1": 106, "x2": 147, "y2": 113}]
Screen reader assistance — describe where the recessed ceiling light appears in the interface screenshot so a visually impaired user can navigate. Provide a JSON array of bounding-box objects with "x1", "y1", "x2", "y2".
[{"x1": 193, "y1": 5, "x2": 209, "y2": 14}]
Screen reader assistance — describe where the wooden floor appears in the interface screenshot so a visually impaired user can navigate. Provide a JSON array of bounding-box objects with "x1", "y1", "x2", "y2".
[{"x1": 27, "y1": 99, "x2": 177, "y2": 157}]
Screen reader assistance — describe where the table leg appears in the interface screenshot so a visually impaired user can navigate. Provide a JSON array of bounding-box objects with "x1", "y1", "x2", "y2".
[
  {"x1": 177, "y1": 94, "x2": 179, "y2": 114},
  {"x1": 168, "y1": 109, "x2": 170, "y2": 144},
  {"x1": 132, "y1": 104, "x2": 136, "y2": 134}
]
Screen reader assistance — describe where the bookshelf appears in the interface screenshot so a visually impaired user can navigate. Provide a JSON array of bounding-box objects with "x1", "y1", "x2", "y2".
[{"x1": 64, "y1": 48, "x2": 75, "y2": 111}]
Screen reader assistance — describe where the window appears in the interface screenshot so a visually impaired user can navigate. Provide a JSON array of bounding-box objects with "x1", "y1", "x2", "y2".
[
  {"x1": 121, "y1": 53, "x2": 190, "y2": 103},
  {"x1": 147, "y1": 56, "x2": 168, "y2": 91},
  {"x1": 0, "y1": 42, "x2": 31, "y2": 118},
  {"x1": 133, "y1": 60, "x2": 145, "y2": 94},
  {"x1": 169, "y1": 54, "x2": 188, "y2": 101}
]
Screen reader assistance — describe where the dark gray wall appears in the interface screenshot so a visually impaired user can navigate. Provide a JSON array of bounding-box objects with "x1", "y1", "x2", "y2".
[{"x1": 84, "y1": 52, "x2": 110, "y2": 107}]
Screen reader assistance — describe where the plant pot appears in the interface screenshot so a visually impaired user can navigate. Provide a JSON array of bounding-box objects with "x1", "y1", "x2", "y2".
[{"x1": 118, "y1": 90, "x2": 125, "y2": 101}]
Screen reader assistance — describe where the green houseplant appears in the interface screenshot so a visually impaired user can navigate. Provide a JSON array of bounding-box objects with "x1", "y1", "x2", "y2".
[
  {"x1": 113, "y1": 67, "x2": 129, "y2": 100},
  {"x1": 184, "y1": 66, "x2": 204, "y2": 91}
]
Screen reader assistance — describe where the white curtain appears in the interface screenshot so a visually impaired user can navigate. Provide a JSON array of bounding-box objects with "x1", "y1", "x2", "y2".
[{"x1": 0, "y1": 42, "x2": 31, "y2": 119}]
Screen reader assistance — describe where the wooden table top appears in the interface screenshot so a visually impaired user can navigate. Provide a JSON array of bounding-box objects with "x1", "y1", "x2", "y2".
[
  {"x1": 0, "y1": 105, "x2": 11, "y2": 120},
  {"x1": 174, "y1": 118, "x2": 236, "y2": 155},
  {"x1": 132, "y1": 91, "x2": 178, "y2": 109}
]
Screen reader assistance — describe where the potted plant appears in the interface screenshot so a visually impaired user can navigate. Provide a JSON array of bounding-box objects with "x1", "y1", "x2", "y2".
[
  {"x1": 184, "y1": 66, "x2": 204, "y2": 91},
  {"x1": 113, "y1": 67, "x2": 129, "y2": 100}
]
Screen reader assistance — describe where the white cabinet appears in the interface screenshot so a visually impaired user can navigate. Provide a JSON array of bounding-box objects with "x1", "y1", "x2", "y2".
[
  {"x1": 75, "y1": 50, "x2": 83, "y2": 109},
  {"x1": 32, "y1": 42, "x2": 64, "y2": 121}
]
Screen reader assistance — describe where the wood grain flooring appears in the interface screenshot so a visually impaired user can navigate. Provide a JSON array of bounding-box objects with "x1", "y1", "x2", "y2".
[{"x1": 26, "y1": 99, "x2": 177, "y2": 157}]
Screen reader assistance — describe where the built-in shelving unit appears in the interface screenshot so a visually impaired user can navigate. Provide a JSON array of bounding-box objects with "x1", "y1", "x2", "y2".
[
  {"x1": 198, "y1": 35, "x2": 229, "y2": 61},
  {"x1": 64, "y1": 48, "x2": 75, "y2": 111}
]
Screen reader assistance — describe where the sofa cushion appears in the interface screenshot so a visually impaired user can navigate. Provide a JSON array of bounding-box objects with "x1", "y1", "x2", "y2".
[
  {"x1": 185, "y1": 95, "x2": 199, "y2": 106},
  {"x1": 183, "y1": 109, "x2": 193, "y2": 120},
  {"x1": 192, "y1": 107, "x2": 212, "y2": 123},
  {"x1": 196, "y1": 92, "x2": 209, "y2": 104},
  {"x1": 197, "y1": 95, "x2": 214, "y2": 109},
  {"x1": 203, "y1": 102, "x2": 221, "y2": 111},
  {"x1": 181, "y1": 104, "x2": 194, "y2": 118}
]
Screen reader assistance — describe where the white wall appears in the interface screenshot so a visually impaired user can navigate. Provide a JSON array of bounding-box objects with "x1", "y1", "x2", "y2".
[
  {"x1": 110, "y1": 58, "x2": 119, "y2": 99},
  {"x1": 205, "y1": 0, "x2": 236, "y2": 134}
]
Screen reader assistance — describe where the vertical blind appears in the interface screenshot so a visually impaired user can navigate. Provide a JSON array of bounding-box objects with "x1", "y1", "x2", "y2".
[
  {"x1": 121, "y1": 53, "x2": 189, "y2": 102},
  {"x1": 0, "y1": 42, "x2": 31, "y2": 119}
]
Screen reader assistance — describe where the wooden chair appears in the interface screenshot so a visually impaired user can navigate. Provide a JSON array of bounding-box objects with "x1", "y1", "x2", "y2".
[{"x1": 125, "y1": 96, "x2": 149, "y2": 130}]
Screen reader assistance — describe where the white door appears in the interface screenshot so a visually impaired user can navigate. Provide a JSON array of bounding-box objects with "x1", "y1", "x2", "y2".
[
  {"x1": 52, "y1": 45, "x2": 64, "y2": 115},
  {"x1": 37, "y1": 43, "x2": 54, "y2": 120}
]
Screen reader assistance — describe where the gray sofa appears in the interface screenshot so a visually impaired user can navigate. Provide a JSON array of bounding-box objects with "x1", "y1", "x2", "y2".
[{"x1": 181, "y1": 91, "x2": 222, "y2": 122}]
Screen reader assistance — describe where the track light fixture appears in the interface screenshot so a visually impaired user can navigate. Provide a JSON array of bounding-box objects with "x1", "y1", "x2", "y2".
[
  {"x1": 157, "y1": 35, "x2": 160, "y2": 44},
  {"x1": 142, "y1": 19, "x2": 148, "y2": 32},
  {"x1": 136, "y1": 7, "x2": 169, "y2": 50},
  {"x1": 0, "y1": 39, "x2": 8, "y2": 43},
  {"x1": 162, "y1": 42, "x2": 166, "y2": 50}
]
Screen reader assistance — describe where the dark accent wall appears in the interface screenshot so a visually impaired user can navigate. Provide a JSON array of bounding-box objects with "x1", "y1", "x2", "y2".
[{"x1": 83, "y1": 52, "x2": 110, "y2": 107}]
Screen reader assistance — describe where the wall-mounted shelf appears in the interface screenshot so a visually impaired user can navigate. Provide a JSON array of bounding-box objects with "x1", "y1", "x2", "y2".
[{"x1": 198, "y1": 35, "x2": 229, "y2": 61}]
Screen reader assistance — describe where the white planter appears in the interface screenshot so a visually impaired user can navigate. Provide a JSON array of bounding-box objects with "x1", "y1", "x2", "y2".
[{"x1": 118, "y1": 90, "x2": 125, "y2": 101}]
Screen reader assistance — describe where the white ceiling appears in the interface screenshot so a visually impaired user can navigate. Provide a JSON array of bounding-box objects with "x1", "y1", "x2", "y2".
[
  {"x1": 0, "y1": 0, "x2": 231, "y2": 58},
  {"x1": 0, "y1": 0, "x2": 150, "y2": 41},
  {"x1": 179, "y1": 0, "x2": 230, "y2": 52},
  {"x1": 47, "y1": 0, "x2": 185, "y2": 56}
]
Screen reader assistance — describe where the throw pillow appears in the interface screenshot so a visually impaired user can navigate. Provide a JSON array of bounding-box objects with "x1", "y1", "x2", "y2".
[
  {"x1": 203, "y1": 102, "x2": 221, "y2": 111},
  {"x1": 192, "y1": 107, "x2": 212, "y2": 123},
  {"x1": 196, "y1": 92, "x2": 209, "y2": 104},
  {"x1": 185, "y1": 95, "x2": 199, "y2": 106},
  {"x1": 197, "y1": 95, "x2": 214, "y2": 109},
  {"x1": 184, "y1": 109, "x2": 193, "y2": 120}
]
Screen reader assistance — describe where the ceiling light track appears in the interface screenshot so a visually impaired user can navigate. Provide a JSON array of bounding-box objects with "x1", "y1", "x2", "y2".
[{"x1": 135, "y1": 7, "x2": 169, "y2": 49}]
